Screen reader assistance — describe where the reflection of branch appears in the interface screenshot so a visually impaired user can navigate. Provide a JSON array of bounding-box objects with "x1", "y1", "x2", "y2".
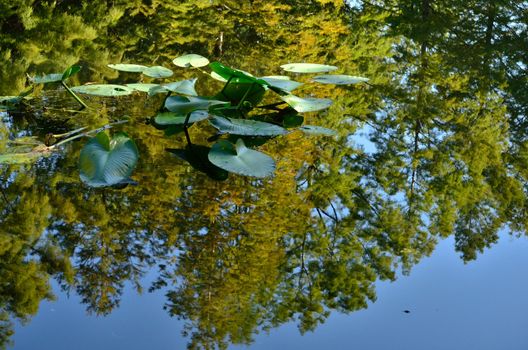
[{"x1": 297, "y1": 231, "x2": 307, "y2": 291}]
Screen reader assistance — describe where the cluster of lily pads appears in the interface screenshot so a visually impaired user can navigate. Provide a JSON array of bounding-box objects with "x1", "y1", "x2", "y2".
[{"x1": 0, "y1": 54, "x2": 368, "y2": 187}]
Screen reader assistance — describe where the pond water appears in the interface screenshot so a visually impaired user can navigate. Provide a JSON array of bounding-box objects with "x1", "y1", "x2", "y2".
[{"x1": 1, "y1": 1, "x2": 528, "y2": 349}]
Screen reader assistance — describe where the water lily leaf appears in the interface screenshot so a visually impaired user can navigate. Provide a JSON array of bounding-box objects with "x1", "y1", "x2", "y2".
[
  {"x1": 126, "y1": 83, "x2": 159, "y2": 92},
  {"x1": 208, "y1": 139, "x2": 275, "y2": 178},
  {"x1": 149, "y1": 79, "x2": 198, "y2": 96},
  {"x1": 209, "y1": 62, "x2": 266, "y2": 85},
  {"x1": 72, "y1": 84, "x2": 133, "y2": 96},
  {"x1": 283, "y1": 114, "x2": 304, "y2": 128},
  {"x1": 142, "y1": 66, "x2": 173, "y2": 78},
  {"x1": 0, "y1": 150, "x2": 50, "y2": 165},
  {"x1": 280, "y1": 95, "x2": 333, "y2": 113},
  {"x1": 299, "y1": 125, "x2": 338, "y2": 136},
  {"x1": 280, "y1": 63, "x2": 338, "y2": 73},
  {"x1": 210, "y1": 71, "x2": 228, "y2": 82},
  {"x1": 220, "y1": 82, "x2": 266, "y2": 105},
  {"x1": 312, "y1": 75, "x2": 369, "y2": 85},
  {"x1": 260, "y1": 77, "x2": 303, "y2": 92},
  {"x1": 108, "y1": 63, "x2": 149, "y2": 72},
  {"x1": 167, "y1": 145, "x2": 228, "y2": 181},
  {"x1": 165, "y1": 96, "x2": 228, "y2": 114},
  {"x1": 62, "y1": 65, "x2": 81, "y2": 80},
  {"x1": 209, "y1": 116, "x2": 287, "y2": 136},
  {"x1": 0, "y1": 96, "x2": 22, "y2": 110},
  {"x1": 79, "y1": 131, "x2": 139, "y2": 187},
  {"x1": 154, "y1": 110, "x2": 209, "y2": 125},
  {"x1": 31, "y1": 73, "x2": 63, "y2": 84},
  {"x1": 173, "y1": 54, "x2": 210, "y2": 68}
]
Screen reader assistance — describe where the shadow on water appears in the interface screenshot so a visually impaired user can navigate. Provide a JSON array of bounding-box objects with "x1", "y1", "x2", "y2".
[{"x1": 0, "y1": 1, "x2": 527, "y2": 349}]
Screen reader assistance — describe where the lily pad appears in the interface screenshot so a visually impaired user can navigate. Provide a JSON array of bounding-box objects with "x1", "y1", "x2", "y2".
[
  {"x1": 209, "y1": 116, "x2": 287, "y2": 136},
  {"x1": 299, "y1": 125, "x2": 338, "y2": 136},
  {"x1": 154, "y1": 110, "x2": 210, "y2": 125},
  {"x1": 108, "y1": 63, "x2": 149, "y2": 73},
  {"x1": 62, "y1": 65, "x2": 81, "y2": 80},
  {"x1": 31, "y1": 73, "x2": 63, "y2": 84},
  {"x1": 280, "y1": 95, "x2": 333, "y2": 113},
  {"x1": 173, "y1": 54, "x2": 210, "y2": 68},
  {"x1": 165, "y1": 96, "x2": 228, "y2": 114},
  {"x1": 209, "y1": 62, "x2": 266, "y2": 85},
  {"x1": 125, "y1": 83, "x2": 160, "y2": 93},
  {"x1": 260, "y1": 77, "x2": 303, "y2": 93},
  {"x1": 167, "y1": 145, "x2": 228, "y2": 181},
  {"x1": 79, "y1": 132, "x2": 139, "y2": 187},
  {"x1": 208, "y1": 139, "x2": 275, "y2": 178},
  {"x1": 280, "y1": 63, "x2": 338, "y2": 73},
  {"x1": 0, "y1": 150, "x2": 51, "y2": 165},
  {"x1": 72, "y1": 84, "x2": 133, "y2": 96},
  {"x1": 312, "y1": 75, "x2": 369, "y2": 85},
  {"x1": 148, "y1": 79, "x2": 198, "y2": 96},
  {"x1": 142, "y1": 66, "x2": 173, "y2": 78},
  {"x1": 210, "y1": 71, "x2": 228, "y2": 82}
]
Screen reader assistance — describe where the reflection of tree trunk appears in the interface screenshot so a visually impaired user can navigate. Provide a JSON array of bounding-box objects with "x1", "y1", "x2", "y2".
[
  {"x1": 483, "y1": 3, "x2": 495, "y2": 83},
  {"x1": 410, "y1": 0, "x2": 430, "y2": 207}
]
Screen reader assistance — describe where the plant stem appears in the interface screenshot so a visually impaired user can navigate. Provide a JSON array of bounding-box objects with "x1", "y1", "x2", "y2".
[
  {"x1": 61, "y1": 81, "x2": 88, "y2": 110},
  {"x1": 52, "y1": 120, "x2": 128, "y2": 148},
  {"x1": 183, "y1": 112, "x2": 193, "y2": 146}
]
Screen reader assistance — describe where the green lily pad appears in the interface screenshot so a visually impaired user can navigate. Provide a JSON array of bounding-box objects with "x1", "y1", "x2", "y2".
[
  {"x1": 125, "y1": 83, "x2": 160, "y2": 93},
  {"x1": 72, "y1": 84, "x2": 134, "y2": 96},
  {"x1": 167, "y1": 145, "x2": 228, "y2": 181},
  {"x1": 220, "y1": 82, "x2": 266, "y2": 105},
  {"x1": 209, "y1": 116, "x2": 287, "y2": 136},
  {"x1": 62, "y1": 65, "x2": 81, "y2": 80},
  {"x1": 32, "y1": 73, "x2": 63, "y2": 84},
  {"x1": 148, "y1": 79, "x2": 198, "y2": 96},
  {"x1": 142, "y1": 66, "x2": 173, "y2": 78},
  {"x1": 283, "y1": 114, "x2": 304, "y2": 128},
  {"x1": 0, "y1": 96, "x2": 22, "y2": 110},
  {"x1": 154, "y1": 110, "x2": 209, "y2": 125},
  {"x1": 260, "y1": 77, "x2": 303, "y2": 92},
  {"x1": 210, "y1": 71, "x2": 228, "y2": 82},
  {"x1": 280, "y1": 63, "x2": 338, "y2": 73},
  {"x1": 299, "y1": 125, "x2": 338, "y2": 136},
  {"x1": 280, "y1": 95, "x2": 333, "y2": 113},
  {"x1": 108, "y1": 63, "x2": 149, "y2": 72},
  {"x1": 208, "y1": 139, "x2": 275, "y2": 178},
  {"x1": 165, "y1": 96, "x2": 228, "y2": 114},
  {"x1": 209, "y1": 62, "x2": 266, "y2": 85},
  {"x1": 79, "y1": 131, "x2": 139, "y2": 187},
  {"x1": 312, "y1": 75, "x2": 369, "y2": 85},
  {"x1": 173, "y1": 54, "x2": 210, "y2": 68}
]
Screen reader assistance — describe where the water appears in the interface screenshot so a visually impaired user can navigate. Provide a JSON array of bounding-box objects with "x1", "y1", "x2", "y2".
[{"x1": 1, "y1": 1, "x2": 527, "y2": 349}]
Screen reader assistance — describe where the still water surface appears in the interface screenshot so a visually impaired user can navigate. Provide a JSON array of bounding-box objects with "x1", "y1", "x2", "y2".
[{"x1": 1, "y1": 1, "x2": 527, "y2": 349}]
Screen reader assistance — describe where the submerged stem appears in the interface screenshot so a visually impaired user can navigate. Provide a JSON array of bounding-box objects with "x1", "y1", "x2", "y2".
[{"x1": 61, "y1": 81, "x2": 88, "y2": 110}]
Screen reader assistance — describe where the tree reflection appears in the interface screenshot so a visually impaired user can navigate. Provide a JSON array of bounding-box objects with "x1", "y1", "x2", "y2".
[{"x1": 0, "y1": 0, "x2": 527, "y2": 349}]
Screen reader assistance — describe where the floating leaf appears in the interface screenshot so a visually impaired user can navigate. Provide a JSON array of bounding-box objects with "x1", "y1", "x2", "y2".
[
  {"x1": 312, "y1": 75, "x2": 369, "y2": 85},
  {"x1": 280, "y1": 63, "x2": 338, "y2": 73},
  {"x1": 31, "y1": 73, "x2": 63, "y2": 84},
  {"x1": 0, "y1": 150, "x2": 51, "y2": 165},
  {"x1": 153, "y1": 79, "x2": 198, "y2": 96},
  {"x1": 62, "y1": 65, "x2": 81, "y2": 80},
  {"x1": 220, "y1": 82, "x2": 266, "y2": 105},
  {"x1": 0, "y1": 96, "x2": 21, "y2": 110},
  {"x1": 79, "y1": 132, "x2": 139, "y2": 187},
  {"x1": 283, "y1": 114, "x2": 304, "y2": 128},
  {"x1": 108, "y1": 63, "x2": 149, "y2": 72},
  {"x1": 260, "y1": 77, "x2": 303, "y2": 92},
  {"x1": 210, "y1": 71, "x2": 228, "y2": 82},
  {"x1": 165, "y1": 96, "x2": 228, "y2": 114},
  {"x1": 142, "y1": 66, "x2": 173, "y2": 78},
  {"x1": 72, "y1": 84, "x2": 133, "y2": 96},
  {"x1": 125, "y1": 83, "x2": 160, "y2": 93},
  {"x1": 208, "y1": 139, "x2": 275, "y2": 178},
  {"x1": 209, "y1": 62, "x2": 265, "y2": 85},
  {"x1": 173, "y1": 54, "x2": 210, "y2": 68},
  {"x1": 299, "y1": 125, "x2": 338, "y2": 136},
  {"x1": 209, "y1": 116, "x2": 287, "y2": 136},
  {"x1": 280, "y1": 95, "x2": 333, "y2": 113},
  {"x1": 167, "y1": 145, "x2": 228, "y2": 180},
  {"x1": 154, "y1": 110, "x2": 209, "y2": 125}
]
